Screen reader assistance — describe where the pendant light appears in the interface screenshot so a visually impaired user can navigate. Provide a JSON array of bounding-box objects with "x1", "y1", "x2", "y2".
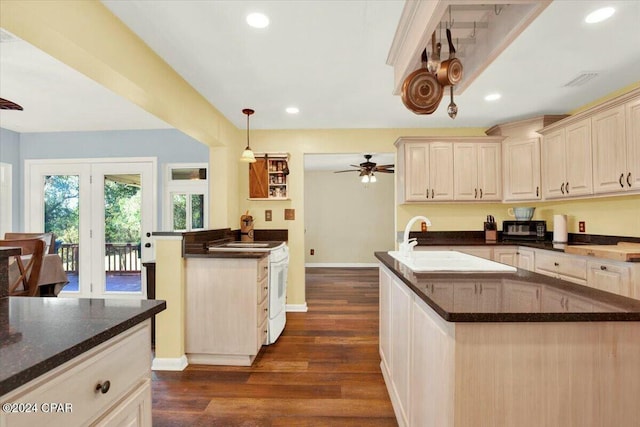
[{"x1": 240, "y1": 108, "x2": 256, "y2": 163}]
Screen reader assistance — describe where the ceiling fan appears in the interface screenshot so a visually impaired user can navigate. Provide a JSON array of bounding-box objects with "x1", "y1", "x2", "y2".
[
  {"x1": 334, "y1": 154, "x2": 394, "y2": 183},
  {"x1": 0, "y1": 98, "x2": 23, "y2": 110}
]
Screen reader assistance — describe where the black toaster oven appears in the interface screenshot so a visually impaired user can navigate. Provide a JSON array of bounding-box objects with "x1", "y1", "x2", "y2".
[{"x1": 502, "y1": 220, "x2": 547, "y2": 241}]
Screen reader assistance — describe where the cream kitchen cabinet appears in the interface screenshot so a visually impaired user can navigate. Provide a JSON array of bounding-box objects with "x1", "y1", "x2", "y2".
[
  {"x1": 534, "y1": 250, "x2": 587, "y2": 285},
  {"x1": 541, "y1": 117, "x2": 593, "y2": 199},
  {"x1": 185, "y1": 255, "x2": 269, "y2": 366},
  {"x1": 502, "y1": 280, "x2": 541, "y2": 312},
  {"x1": 453, "y1": 142, "x2": 502, "y2": 201},
  {"x1": 541, "y1": 287, "x2": 594, "y2": 313},
  {"x1": 1, "y1": 322, "x2": 152, "y2": 427},
  {"x1": 587, "y1": 259, "x2": 634, "y2": 299},
  {"x1": 492, "y1": 246, "x2": 535, "y2": 271},
  {"x1": 453, "y1": 282, "x2": 501, "y2": 312},
  {"x1": 401, "y1": 141, "x2": 454, "y2": 202},
  {"x1": 502, "y1": 137, "x2": 541, "y2": 201},
  {"x1": 592, "y1": 99, "x2": 640, "y2": 194}
]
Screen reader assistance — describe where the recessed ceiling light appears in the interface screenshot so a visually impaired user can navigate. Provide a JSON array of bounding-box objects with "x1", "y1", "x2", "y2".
[
  {"x1": 286, "y1": 107, "x2": 299, "y2": 114},
  {"x1": 484, "y1": 93, "x2": 501, "y2": 102},
  {"x1": 246, "y1": 13, "x2": 269, "y2": 28},
  {"x1": 585, "y1": 7, "x2": 615, "y2": 24}
]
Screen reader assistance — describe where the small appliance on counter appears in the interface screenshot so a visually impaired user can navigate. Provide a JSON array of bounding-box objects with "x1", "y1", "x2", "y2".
[
  {"x1": 240, "y1": 211, "x2": 254, "y2": 242},
  {"x1": 484, "y1": 215, "x2": 497, "y2": 242},
  {"x1": 502, "y1": 220, "x2": 547, "y2": 241}
]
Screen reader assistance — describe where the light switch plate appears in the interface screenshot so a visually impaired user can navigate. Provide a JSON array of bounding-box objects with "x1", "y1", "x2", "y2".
[
  {"x1": 265, "y1": 210, "x2": 272, "y2": 221},
  {"x1": 284, "y1": 208, "x2": 295, "y2": 220}
]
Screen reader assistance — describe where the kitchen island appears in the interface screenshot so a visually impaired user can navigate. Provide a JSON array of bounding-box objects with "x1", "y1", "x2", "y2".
[
  {"x1": 376, "y1": 251, "x2": 640, "y2": 427},
  {"x1": 0, "y1": 297, "x2": 166, "y2": 426}
]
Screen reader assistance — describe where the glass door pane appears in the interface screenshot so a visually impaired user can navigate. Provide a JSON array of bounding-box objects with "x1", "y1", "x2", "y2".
[
  {"x1": 103, "y1": 174, "x2": 142, "y2": 293},
  {"x1": 44, "y1": 175, "x2": 80, "y2": 292}
]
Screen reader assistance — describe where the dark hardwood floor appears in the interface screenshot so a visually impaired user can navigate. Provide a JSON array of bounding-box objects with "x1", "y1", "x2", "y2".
[{"x1": 152, "y1": 267, "x2": 397, "y2": 426}]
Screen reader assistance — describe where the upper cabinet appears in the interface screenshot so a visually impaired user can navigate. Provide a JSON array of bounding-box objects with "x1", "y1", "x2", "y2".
[
  {"x1": 541, "y1": 118, "x2": 593, "y2": 199},
  {"x1": 453, "y1": 142, "x2": 502, "y2": 201},
  {"x1": 402, "y1": 141, "x2": 454, "y2": 202},
  {"x1": 248, "y1": 154, "x2": 289, "y2": 200},
  {"x1": 539, "y1": 88, "x2": 640, "y2": 199},
  {"x1": 396, "y1": 136, "x2": 502, "y2": 204}
]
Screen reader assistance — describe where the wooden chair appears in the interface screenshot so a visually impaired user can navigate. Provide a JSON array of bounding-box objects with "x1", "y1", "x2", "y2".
[
  {"x1": 0, "y1": 238, "x2": 46, "y2": 296},
  {"x1": 4, "y1": 232, "x2": 56, "y2": 254}
]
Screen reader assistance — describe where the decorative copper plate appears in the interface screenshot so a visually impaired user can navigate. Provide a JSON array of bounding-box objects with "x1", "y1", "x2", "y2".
[{"x1": 401, "y1": 69, "x2": 443, "y2": 115}]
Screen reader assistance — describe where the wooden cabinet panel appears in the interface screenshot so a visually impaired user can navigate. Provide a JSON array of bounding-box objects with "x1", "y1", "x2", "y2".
[
  {"x1": 542, "y1": 129, "x2": 566, "y2": 199},
  {"x1": 430, "y1": 142, "x2": 454, "y2": 200},
  {"x1": 478, "y1": 143, "x2": 502, "y2": 200},
  {"x1": 453, "y1": 143, "x2": 478, "y2": 200},
  {"x1": 626, "y1": 97, "x2": 640, "y2": 190},
  {"x1": 405, "y1": 143, "x2": 430, "y2": 201},
  {"x1": 503, "y1": 138, "x2": 541, "y2": 201},
  {"x1": 503, "y1": 281, "x2": 540, "y2": 312},
  {"x1": 390, "y1": 273, "x2": 412, "y2": 425},
  {"x1": 592, "y1": 106, "x2": 626, "y2": 194},
  {"x1": 379, "y1": 267, "x2": 392, "y2": 369},
  {"x1": 517, "y1": 248, "x2": 535, "y2": 271},
  {"x1": 493, "y1": 247, "x2": 517, "y2": 267},
  {"x1": 564, "y1": 118, "x2": 593, "y2": 196},
  {"x1": 249, "y1": 159, "x2": 269, "y2": 198},
  {"x1": 587, "y1": 260, "x2": 633, "y2": 298}
]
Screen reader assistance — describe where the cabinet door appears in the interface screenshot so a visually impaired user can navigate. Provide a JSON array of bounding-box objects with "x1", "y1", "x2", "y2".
[
  {"x1": 587, "y1": 260, "x2": 632, "y2": 298},
  {"x1": 453, "y1": 282, "x2": 477, "y2": 311},
  {"x1": 493, "y1": 247, "x2": 517, "y2": 267},
  {"x1": 477, "y1": 283, "x2": 501, "y2": 312},
  {"x1": 626, "y1": 97, "x2": 640, "y2": 190},
  {"x1": 379, "y1": 267, "x2": 392, "y2": 368},
  {"x1": 95, "y1": 380, "x2": 151, "y2": 427},
  {"x1": 542, "y1": 129, "x2": 566, "y2": 199},
  {"x1": 503, "y1": 138, "x2": 541, "y2": 201},
  {"x1": 592, "y1": 106, "x2": 626, "y2": 194},
  {"x1": 249, "y1": 159, "x2": 269, "y2": 198},
  {"x1": 477, "y1": 143, "x2": 502, "y2": 200},
  {"x1": 405, "y1": 143, "x2": 430, "y2": 201},
  {"x1": 564, "y1": 118, "x2": 593, "y2": 197},
  {"x1": 453, "y1": 143, "x2": 478, "y2": 200},
  {"x1": 541, "y1": 288, "x2": 566, "y2": 313},
  {"x1": 516, "y1": 248, "x2": 535, "y2": 271},
  {"x1": 502, "y1": 281, "x2": 540, "y2": 312},
  {"x1": 390, "y1": 275, "x2": 412, "y2": 424},
  {"x1": 430, "y1": 142, "x2": 454, "y2": 200}
]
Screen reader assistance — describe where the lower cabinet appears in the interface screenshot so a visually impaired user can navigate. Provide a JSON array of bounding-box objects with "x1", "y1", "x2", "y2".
[
  {"x1": 185, "y1": 256, "x2": 269, "y2": 366},
  {"x1": 587, "y1": 259, "x2": 634, "y2": 298},
  {"x1": 1, "y1": 322, "x2": 152, "y2": 427},
  {"x1": 534, "y1": 250, "x2": 587, "y2": 285},
  {"x1": 502, "y1": 280, "x2": 541, "y2": 312}
]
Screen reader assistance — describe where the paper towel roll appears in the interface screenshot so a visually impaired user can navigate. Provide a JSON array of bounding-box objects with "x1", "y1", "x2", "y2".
[{"x1": 553, "y1": 214, "x2": 568, "y2": 243}]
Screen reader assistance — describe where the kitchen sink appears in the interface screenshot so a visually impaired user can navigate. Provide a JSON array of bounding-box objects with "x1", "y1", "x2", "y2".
[{"x1": 388, "y1": 250, "x2": 517, "y2": 273}]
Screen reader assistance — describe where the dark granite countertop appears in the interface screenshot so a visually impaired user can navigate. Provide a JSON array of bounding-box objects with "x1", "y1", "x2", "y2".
[
  {"x1": 375, "y1": 251, "x2": 640, "y2": 323},
  {"x1": 186, "y1": 251, "x2": 269, "y2": 259},
  {"x1": 0, "y1": 297, "x2": 166, "y2": 395}
]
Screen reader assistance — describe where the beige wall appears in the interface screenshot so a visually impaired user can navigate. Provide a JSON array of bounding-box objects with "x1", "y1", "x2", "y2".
[
  {"x1": 304, "y1": 169, "x2": 395, "y2": 264},
  {"x1": 399, "y1": 194, "x2": 640, "y2": 238}
]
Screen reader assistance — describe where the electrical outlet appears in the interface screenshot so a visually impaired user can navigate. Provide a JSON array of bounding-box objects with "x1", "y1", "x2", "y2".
[
  {"x1": 284, "y1": 208, "x2": 295, "y2": 220},
  {"x1": 310, "y1": 249, "x2": 314, "y2": 255},
  {"x1": 579, "y1": 221, "x2": 586, "y2": 233},
  {"x1": 265, "y1": 210, "x2": 272, "y2": 221}
]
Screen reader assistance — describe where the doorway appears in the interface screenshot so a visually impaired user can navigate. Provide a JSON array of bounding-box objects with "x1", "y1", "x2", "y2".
[{"x1": 25, "y1": 158, "x2": 156, "y2": 298}]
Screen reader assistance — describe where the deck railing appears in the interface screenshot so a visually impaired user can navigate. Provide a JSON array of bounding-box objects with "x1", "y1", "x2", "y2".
[{"x1": 58, "y1": 243, "x2": 141, "y2": 273}]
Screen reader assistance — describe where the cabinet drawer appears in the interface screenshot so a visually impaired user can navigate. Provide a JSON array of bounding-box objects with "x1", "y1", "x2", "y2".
[
  {"x1": 558, "y1": 256, "x2": 587, "y2": 282},
  {"x1": 257, "y1": 276, "x2": 268, "y2": 303},
  {"x1": 2, "y1": 323, "x2": 150, "y2": 427},
  {"x1": 257, "y1": 256, "x2": 269, "y2": 281},
  {"x1": 257, "y1": 295, "x2": 268, "y2": 326},
  {"x1": 535, "y1": 251, "x2": 558, "y2": 273},
  {"x1": 257, "y1": 317, "x2": 268, "y2": 350}
]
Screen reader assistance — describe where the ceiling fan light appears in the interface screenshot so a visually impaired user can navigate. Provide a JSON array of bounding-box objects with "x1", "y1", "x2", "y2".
[
  {"x1": 361, "y1": 175, "x2": 370, "y2": 183},
  {"x1": 369, "y1": 173, "x2": 377, "y2": 183}
]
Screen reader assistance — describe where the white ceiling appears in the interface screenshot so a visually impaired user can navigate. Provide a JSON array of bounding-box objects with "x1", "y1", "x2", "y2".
[{"x1": 1, "y1": 0, "x2": 639, "y2": 134}]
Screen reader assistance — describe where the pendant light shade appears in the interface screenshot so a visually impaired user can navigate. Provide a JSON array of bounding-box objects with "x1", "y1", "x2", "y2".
[{"x1": 240, "y1": 108, "x2": 257, "y2": 163}]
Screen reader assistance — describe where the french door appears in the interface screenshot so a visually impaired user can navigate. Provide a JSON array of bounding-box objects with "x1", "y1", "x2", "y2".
[{"x1": 25, "y1": 159, "x2": 155, "y2": 299}]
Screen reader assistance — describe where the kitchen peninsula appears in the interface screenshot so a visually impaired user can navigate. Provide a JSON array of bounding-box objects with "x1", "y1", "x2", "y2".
[
  {"x1": 0, "y1": 250, "x2": 166, "y2": 427},
  {"x1": 376, "y1": 251, "x2": 640, "y2": 427}
]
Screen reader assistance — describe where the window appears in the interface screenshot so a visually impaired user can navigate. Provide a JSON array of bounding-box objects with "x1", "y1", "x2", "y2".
[{"x1": 164, "y1": 164, "x2": 208, "y2": 231}]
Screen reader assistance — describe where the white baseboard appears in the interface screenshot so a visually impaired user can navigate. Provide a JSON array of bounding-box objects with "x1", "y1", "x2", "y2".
[
  {"x1": 152, "y1": 355, "x2": 188, "y2": 371},
  {"x1": 286, "y1": 302, "x2": 308, "y2": 312},
  {"x1": 305, "y1": 262, "x2": 379, "y2": 268}
]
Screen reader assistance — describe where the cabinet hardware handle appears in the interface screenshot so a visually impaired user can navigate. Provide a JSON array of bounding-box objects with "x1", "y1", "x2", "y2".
[
  {"x1": 479, "y1": 284, "x2": 483, "y2": 295},
  {"x1": 619, "y1": 173, "x2": 625, "y2": 188},
  {"x1": 96, "y1": 380, "x2": 111, "y2": 394},
  {"x1": 480, "y1": 188, "x2": 483, "y2": 198},
  {"x1": 431, "y1": 189, "x2": 434, "y2": 199},
  {"x1": 600, "y1": 265, "x2": 607, "y2": 271},
  {"x1": 627, "y1": 172, "x2": 632, "y2": 187},
  {"x1": 565, "y1": 182, "x2": 569, "y2": 194},
  {"x1": 474, "y1": 284, "x2": 478, "y2": 293},
  {"x1": 426, "y1": 188, "x2": 429, "y2": 198},
  {"x1": 264, "y1": 286, "x2": 268, "y2": 290},
  {"x1": 475, "y1": 188, "x2": 477, "y2": 198},
  {"x1": 144, "y1": 243, "x2": 151, "y2": 248},
  {"x1": 560, "y1": 182, "x2": 565, "y2": 194},
  {"x1": 561, "y1": 297, "x2": 565, "y2": 309},
  {"x1": 264, "y1": 308, "x2": 268, "y2": 312},
  {"x1": 536, "y1": 289, "x2": 539, "y2": 299},
  {"x1": 536, "y1": 186, "x2": 539, "y2": 197},
  {"x1": 554, "y1": 262, "x2": 559, "y2": 267}
]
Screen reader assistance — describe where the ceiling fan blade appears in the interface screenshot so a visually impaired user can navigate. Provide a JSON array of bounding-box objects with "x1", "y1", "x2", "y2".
[
  {"x1": 334, "y1": 169, "x2": 360, "y2": 173},
  {"x1": 375, "y1": 164, "x2": 395, "y2": 169},
  {"x1": 375, "y1": 169, "x2": 394, "y2": 173}
]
